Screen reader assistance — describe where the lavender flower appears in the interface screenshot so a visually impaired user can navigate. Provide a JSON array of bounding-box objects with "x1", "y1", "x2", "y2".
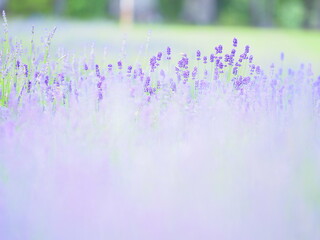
[
  {"x1": 144, "y1": 76, "x2": 151, "y2": 90},
  {"x1": 2, "y1": 10, "x2": 8, "y2": 35},
  {"x1": 127, "y1": 65, "x2": 132, "y2": 74},
  {"x1": 183, "y1": 70, "x2": 189, "y2": 84},
  {"x1": 98, "y1": 91, "x2": 103, "y2": 101},
  {"x1": 97, "y1": 81, "x2": 102, "y2": 89},
  {"x1": 233, "y1": 38, "x2": 238, "y2": 47},
  {"x1": 250, "y1": 64, "x2": 256, "y2": 74},
  {"x1": 233, "y1": 67, "x2": 238, "y2": 75},
  {"x1": 150, "y1": 56, "x2": 157, "y2": 72},
  {"x1": 84, "y1": 63, "x2": 88, "y2": 71},
  {"x1": 45, "y1": 76, "x2": 49, "y2": 86},
  {"x1": 249, "y1": 55, "x2": 253, "y2": 63},
  {"x1": 196, "y1": 50, "x2": 201, "y2": 61},
  {"x1": 34, "y1": 72, "x2": 40, "y2": 79},
  {"x1": 224, "y1": 54, "x2": 230, "y2": 63},
  {"x1": 203, "y1": 56, "x2": 207, "y2": 64},
  {"x1": 215, "y1": 45, "x2": 223, "y2": 54},
  {"x1": 256, "y1": 66, "x2": 261, "y2": 74},
  {"x1": 192, "y1": 67, "x2": 198, "y2": 79},
  {"x1": 118, "y1": 61, "x2": 122, "y2": 70},
  {"x1": 210, "y1": 54, "x2": 215, "y2": 63},
  {"x1": 178, "y1": 56, "x2": 189, "y2": 69},
  {"x1": 95, "y1": 64, "x2": 100, "y2": 77},
  {"x1": 170, "y1": 81, "x2": 176, "y2": 92},
  {"x1": 245, "y1": 45, "x2": 250, "y2": 54},
  {"x1": 24, "y1": 64, "x2": 28, "y2": 77},
  {"x1": 167, "y1": 47, "x2": 171, "y2": 60}
]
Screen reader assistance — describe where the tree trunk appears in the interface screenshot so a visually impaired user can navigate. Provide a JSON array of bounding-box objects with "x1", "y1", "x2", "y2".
[
  {"x1": 316, "y1": 0, "x2": 320, "y2": 28},
  {"x1": 303, "y1": 0, "x2": 314, "y2": 28},
  {"x1": 183, "y1": 0, "x2": 217, "y2": 24},
  {"x1": 110, "y1": 0, "x2": 157, "y2": 23},
  {"x1": 54, "y1": 0, "x2": 66, "y2": 16},
  {"x1": 109, "y1": 0, "x2": 119, "y2": 18},
  {"x1": 265, "y1": 0, "x2": 275, "y2": 26},
  {"x1": 0, "y1": 0, "x2": 7, "y2": 12},
  {"x1": 134, "y1": 0, "x2": 158, "y2": 22},
  {"x1": 120, "y1": 0, "x2": 134, "y2": 25},
  {"x1": 249, "y1": 0, "x2": 274, "y2": 27}
]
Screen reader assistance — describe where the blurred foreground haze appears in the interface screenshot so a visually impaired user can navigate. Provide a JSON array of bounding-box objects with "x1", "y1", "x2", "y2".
[{"x1": 1, "y1": 1, "x2": 320, "y2": 240}]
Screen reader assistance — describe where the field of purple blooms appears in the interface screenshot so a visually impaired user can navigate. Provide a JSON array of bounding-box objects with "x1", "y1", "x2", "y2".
[{"x1": 1, "y1": 12, "x2": 320, "y2": 240}]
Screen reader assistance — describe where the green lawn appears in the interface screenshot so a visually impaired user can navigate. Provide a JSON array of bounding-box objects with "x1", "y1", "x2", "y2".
[{"x1": 7, "y1": 18, "x2": 320, "y2": 70}]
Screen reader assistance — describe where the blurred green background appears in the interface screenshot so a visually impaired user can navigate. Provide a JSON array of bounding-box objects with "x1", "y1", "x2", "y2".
[
  {"x1": 1, "y1": 0, "x2": 320, "y2": 29},
  {"x1": 2, "y1": 0, "x2": 320, "y2": 73}
]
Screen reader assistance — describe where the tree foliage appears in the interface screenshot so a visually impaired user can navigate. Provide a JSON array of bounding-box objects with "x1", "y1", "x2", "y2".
[
  {"x1": 4, "y1": 0, "x2": 320, "y2": 28},
  {"x1": 8, "y1": 0, "x2": 52, "y2": 14}
]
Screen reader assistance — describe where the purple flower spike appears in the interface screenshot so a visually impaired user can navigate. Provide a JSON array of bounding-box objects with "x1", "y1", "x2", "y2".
[
  {"x1": 157, "y1": 52, "x2": 162, "y2": 61},
  {"x1": 249, "y1": 55, "x2": 253, "y2": 63},
  {"x1": 178, "y1": 55, "x2": 189, "y2": 69},
  {"x1": 233, "y1": 67, "x2": 238, "y2": 75},
  {"x1": 170, "y1": 81, "x2": 176, "y2": 92},
  {"x1": 242, "y1": 76, "x2": 250, "y2": 84},
  {"x1": 183, "y1": 70, "x2": 189, "y2": 79},
  {"x1": 27, "y1": 81, "x2": 32, "y2": 93},
  {"x1": 59, "y1": 73, "x2": 65, "y2": 82},
  {"x1": 250, "y1": 64, "x2": 256, "y2": 74},
  {"x1": 95, "y1": 64, "x2": 100, "y2": 77},
  {"x1": 98, "y1": 91, "x2": 103, "y2": 101},
  {"x1": 182, "y1": 71, "x2": 189, "y2": 84},
  {"x1": 84, "y1": 63, "x2": 88, "y2": 71},
  {"x1": 196, "y1": 50, "x2": 201, "y2": 61},
  {"x1": 192, "y1": 67, "x2": 198, "y2": 79},
  {"x1": 45, "y1": 76, "x2": 49, "y2": 86},
  {"x1": 167, "y1": 47, "x2": 171, "y2": 60},
  {"x1": 215, "y1": 45, "x2": 223, "y2": 54},
  {"x1": 144, "y1": 77, "x2": 151, "y2": 90},
  {"x1": 150, "y1": 56, "x2": 157, "y2": 72},
  {"x1": 108, "y1": 64, "x2": 112, "y2": 71},
  {"x1": 24, "y1": 64, "x2": 28, "y2": 77},
  {"x1": 234, "y1": 78, "x2": 242, "y2": 90},
  {"x1": 34, "y1": 72, "x2": 40, "y2": 78},
  {"x1": 256, "y1": 66, "x2": 261, "y2": 74},
  {"x1": 210, "y1": 54, "x2": 215, "y2": 63},
  {"x1": 203, "y1": 56, "x2": 207, "y2": 64},
  {"x1": 224, "y1": 54, "x2": 230, "y2": 63},
  {"x1": 118, "y1": 61, "x2": 122, "y2": 70},
  {"x1": 245, "y1": 45, "x2": 250, "y2": 54},
  {"x1": 233, "y1": 38, "x2": 238, "y2": 47}
]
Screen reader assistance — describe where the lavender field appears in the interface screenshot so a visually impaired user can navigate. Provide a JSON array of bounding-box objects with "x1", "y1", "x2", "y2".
[{"x1": 1, "y1": 13, "x2": 320, "y2": 240}]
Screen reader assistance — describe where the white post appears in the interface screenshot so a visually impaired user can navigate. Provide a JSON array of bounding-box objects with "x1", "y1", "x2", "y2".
[{"x1": 120, "y1": 0, "x2": 134, "y2": 26}]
